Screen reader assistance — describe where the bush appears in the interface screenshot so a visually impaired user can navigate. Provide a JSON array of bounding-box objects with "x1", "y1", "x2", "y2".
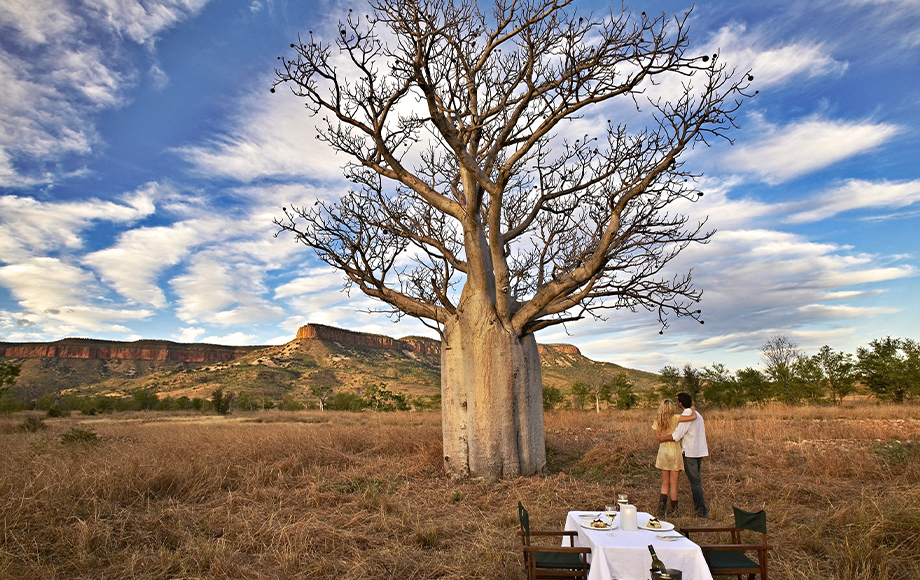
[
  {"x1": 18, "y1": 415, "x2": 47, "y2": 432},
  {"x1": 60, "y1": 427, "x2": 99, "y2": 446},
  {"x1": 279, "y1": 394, "x2": 307, "y2": 411},
  {"x1": 543, "y1": 386, "x2": 565, "y2": 410},
  {"x1": 0, "y1": 388, "x2": 25, "y2": 412},
  {"x1": 210, "y1": 388, "x2": 235, "y2": 415},
  {"x1": 327, "y1": 391, "x2": 367, "y2": 412}
]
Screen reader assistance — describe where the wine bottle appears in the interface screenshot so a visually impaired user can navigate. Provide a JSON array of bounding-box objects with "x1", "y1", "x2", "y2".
[{"x1": 648, "y1": 545, "x2": 668, "y2": 574}]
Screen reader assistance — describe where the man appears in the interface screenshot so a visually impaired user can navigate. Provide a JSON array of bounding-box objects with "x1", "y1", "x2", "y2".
[{"x1": 658, "y1": 392, "x2": 709, "y2": 517}]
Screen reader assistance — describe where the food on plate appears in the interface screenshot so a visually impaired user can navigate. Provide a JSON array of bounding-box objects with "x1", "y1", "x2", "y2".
[
  {"x1": 646, "y1": 517, "x2": 662, "y2": 529},
  {"x1": 590, "y1": 517, "x2": 609, "y2": 528}
]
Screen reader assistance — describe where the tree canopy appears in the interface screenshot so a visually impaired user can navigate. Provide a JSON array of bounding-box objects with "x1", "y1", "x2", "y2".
[{"x1": 273, "y1": 0, "x2": 753, "y2": 337}]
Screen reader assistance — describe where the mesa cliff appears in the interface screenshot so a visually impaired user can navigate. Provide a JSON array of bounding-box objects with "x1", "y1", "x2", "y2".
[
  {"x1": 295, "y1": 324, "x2": 442, "y2": 355},
  {"x1": 0, "y1": 338, "x2": 259, "y2": 363},
  {"x1": 294, "y1": 323, "x2": 581, "y2": 357},
  {"x1": 2, "y1": 324, "x2": 642, "y2": 401},
  {"x1": 1, "y1": 325, "x2": 581, "y2": 364}
]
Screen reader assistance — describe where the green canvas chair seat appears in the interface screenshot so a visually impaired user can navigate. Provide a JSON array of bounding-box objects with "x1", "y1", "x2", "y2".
[
  {"x1": 679, "y1": 507, "x2": 771, "y2": 580},
  {"x1": 517, "y1": 502, "x2": 590, "y2": 580},
  {"x1": 708, "y1": 548, "x2": 761, "y2": 572},
  {"x1": 533, "y1": 549, "x2": 588, "y2": 570}
]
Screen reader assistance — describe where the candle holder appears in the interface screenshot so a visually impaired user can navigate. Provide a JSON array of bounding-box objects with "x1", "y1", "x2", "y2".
[{"x1": 621, "y1": 504, "x2": 638, "y2": 531}]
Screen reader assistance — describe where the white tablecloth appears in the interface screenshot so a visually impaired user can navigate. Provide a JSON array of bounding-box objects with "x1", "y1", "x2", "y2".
[{"x1": 565, "y1": 511, "x2": 713, "y2": 580}]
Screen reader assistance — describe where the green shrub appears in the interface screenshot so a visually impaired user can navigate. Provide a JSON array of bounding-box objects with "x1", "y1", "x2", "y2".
[
  {"x1": 60, "y1": 427, "x2": 99, "y2": 446},
  {"x1": 19, "y1": 415, "x2": 47, "y2": 432},
  {"x1": 327, "y1": 391, "x2": 367, "y2": 412},
  {"x1": 279, "y1": 395, "x2": 307, "y2": 411},
  {"x1": 543, "y1": 386, "x2": 565, "y2": 410}
]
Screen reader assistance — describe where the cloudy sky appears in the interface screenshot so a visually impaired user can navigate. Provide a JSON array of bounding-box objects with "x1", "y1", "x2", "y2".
[{"x1": 0, "y1": 0, "x2": 918, "y2": 373}]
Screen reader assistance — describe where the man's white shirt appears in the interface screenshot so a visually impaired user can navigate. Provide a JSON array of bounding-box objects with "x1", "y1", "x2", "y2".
[{"x1": 671, "y1": 407, "x2": 709, "y2": 458}]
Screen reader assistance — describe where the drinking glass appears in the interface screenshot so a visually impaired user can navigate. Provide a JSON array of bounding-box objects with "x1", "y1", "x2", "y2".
[
  {"x1": 617, "y1": 493, "x2": 628, "y2": 510},
  {"x1": 605, "y1": 504, "x2": 618, "y2": 517}
]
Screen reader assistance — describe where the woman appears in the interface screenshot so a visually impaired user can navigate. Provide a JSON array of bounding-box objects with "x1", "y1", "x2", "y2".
[{"x1": 653, "y1": 399, "x2": 696, "y2": 518}]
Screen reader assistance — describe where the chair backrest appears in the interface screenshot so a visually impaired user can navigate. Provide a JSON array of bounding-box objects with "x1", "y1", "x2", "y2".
[
  {"x1": 518, "y1": 501, "x2": 531, "y2": 536},
  {"x1": 733, "y1": 507, "x2": 767, "y2": 535}
]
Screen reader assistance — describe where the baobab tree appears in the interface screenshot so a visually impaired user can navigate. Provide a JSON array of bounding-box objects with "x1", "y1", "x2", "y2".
[{"x1": 273, "y1": 0, "x2": 753, "y2": 478}]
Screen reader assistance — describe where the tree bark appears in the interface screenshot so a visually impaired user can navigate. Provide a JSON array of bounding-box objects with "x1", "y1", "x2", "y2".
[{"x1": 440, "y1": 293, "x2": 546, "y2": 478}]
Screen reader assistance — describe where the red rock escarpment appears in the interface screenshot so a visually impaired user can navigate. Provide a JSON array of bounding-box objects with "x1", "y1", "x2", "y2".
[
  {"x1": 537, "y1": 343, "x2": 582, "y2": 356},
  {"x1": 0, "y1": 339, "x2": 257, "y2": 363},
  {"x1": 295, "y1": 324, "x2": 580, "y2": 357},
  {"x1": 296, "y1": 324, "x2": 442, "y2": 355}
]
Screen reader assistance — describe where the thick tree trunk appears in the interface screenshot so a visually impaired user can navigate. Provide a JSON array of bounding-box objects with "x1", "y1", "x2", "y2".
[{"x1": 440, "y1": 295, "x2": 546, "y2": 478}]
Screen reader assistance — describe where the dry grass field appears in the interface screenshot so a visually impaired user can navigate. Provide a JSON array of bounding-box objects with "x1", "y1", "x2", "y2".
[{"x1": 2, "y1": 403, "x2": 918, "y2": 579}]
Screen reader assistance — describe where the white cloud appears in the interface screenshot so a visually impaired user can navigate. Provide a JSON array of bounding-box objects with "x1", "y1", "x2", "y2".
[
  {"x1": 177, "y1": 88, "x2": 348, "y2": 183},
  {"x1": 175, "y1": 326, "x2": 206, "y2": 342},
  {"x1": 786, "y1": 179, "x2": 920, "y2": 223},
  {"x1": 0, "y1": 0, "x2": 212, "y2": 185},
  {"x1": 202, "y1": 331, "x2": 259, "y2": 345},
  {"x1": 0, "y1": 257, "x2": 153, "y2": 333},
  {"x1": 724, "y1": 115, "x2": 901, "y2": 183},
  {"x1": 83, "y1": 221, "x2": 210, "y2": 308},
  {"x1": 0, "y1": 0, "x2": 76, "y2": 46},
  {"x1": 841, "y1": 0, "x2": 920, "y2": 49},
  {"x1": 704, "y1": 23, "x2": 847, "y2": 89},
  {"x1": 170, "y1": 251, "x2": 286, "y2": 326},
  {"x1": 537, "y1": 208, "x2": 916, "y2": 372},
  {"x1": 0, "y1": 191, "x2": 156, "y2": 260},
  {"x1": 273, "y1": 269, "x2": 342, "y2": 299},
  {"x1": 674, "y1": 228, "x2": 915, "y2": 341},
  {"x1": 82, "y1": 0, "x2": 211, "y2": 46}
]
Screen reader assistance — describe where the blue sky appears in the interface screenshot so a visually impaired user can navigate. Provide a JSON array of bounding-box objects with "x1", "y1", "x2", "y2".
[{"x1": 1, "y1": 0, "x2": 918, "y2": 374}]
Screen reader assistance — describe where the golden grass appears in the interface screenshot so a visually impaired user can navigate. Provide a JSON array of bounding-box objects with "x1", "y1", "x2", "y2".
[{"x1": 1, "y1": 403, "x2": 918, "y2": 579}]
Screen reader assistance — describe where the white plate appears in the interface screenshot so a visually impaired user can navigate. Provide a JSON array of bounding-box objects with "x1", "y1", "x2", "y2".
[
  {"x1": 639, "y1": 519, "x2": 675, "y2": 531},
  {"x1": 579, "y1": 520, "x2": 617, "y2": 531}
]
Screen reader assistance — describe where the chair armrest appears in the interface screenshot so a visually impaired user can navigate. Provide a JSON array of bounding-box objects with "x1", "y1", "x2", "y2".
[
  {"x1": 522, "y1": 546, "x2": 592, "y2": 555},
  {"x1": 697, "y1": 543, "x2": 772, "y2": 552},
  {"x1": 526, "y1": 530, "x2": 579, "y2": 537},
  {"x1": 680, "y1": 525, "x2": 738, "y2": 534}
]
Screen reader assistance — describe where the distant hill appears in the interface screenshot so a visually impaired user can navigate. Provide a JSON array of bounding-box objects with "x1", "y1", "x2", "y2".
[{"x1": 1, "y1": 324, "x2": 658, "y2": 402}]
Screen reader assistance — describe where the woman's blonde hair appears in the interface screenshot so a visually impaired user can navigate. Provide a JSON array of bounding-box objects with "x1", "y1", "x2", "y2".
[{"x1": 654, "y1": 399, "x2": 680, "y2": 432}]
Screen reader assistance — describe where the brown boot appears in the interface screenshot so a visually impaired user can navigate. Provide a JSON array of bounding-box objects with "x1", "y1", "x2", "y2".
[
  {"x1": 668, "y1": 499, "x2": 679, "y2": 518},
  {"x1": 657, "y1": 494, "x2": 668, "y2": 519}
]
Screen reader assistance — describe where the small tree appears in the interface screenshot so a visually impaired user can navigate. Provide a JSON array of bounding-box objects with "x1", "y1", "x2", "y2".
[
  {"x1": 814, "y1": 346, "x2": 856, "y2": 404},
  {"x1": 609, "y1": 373, "x2": 638, "y2": 410},
  {"x1": 680, "y1": 364, "x2": 702, "y2": 401},
  {"x1": 658, "y1": 365, "x2": 681, "y2": 399},
  {"x1": 761, "y1": 335, "x2": 803, "y2": 404},
  {"x1": 0, "y1": 388, "x2": 24, "y2": 413},
  {"x1": 364, "y1": 383, "x2": 410, "y2": 411},
  {"x1": 795, "y1": 355, "x2": 826, "y2": 404},
  {"x1": 736, "y1": 367, "x2": 770, "y2": 405},
  {"x1": 235, "y1": 391, "x2": 260, "y2": 411},
  {"x1": 0, "y1": 361, "x2": 23, "y2": 413},
  {"x1": 571, "y1": 380, "x2": 612, "y2": 413},
  {"x1": 308, "y1": 370, "x2": 338, "y2": 411},
  {"x1": 131, "y1": 389, "x2": 159, "y2": 411},
  {"x1": 328, "y1": 391, "x2": 367, "y2": 412},
  {"x1": 857, "y1": 337, "x2": 919, "y2": 403},
  {"x1": 0, "y1": 360, "x2": 21, "y2": 388},
  {"x1": 211, "y1": 387, "x2": 235, "y2": 415},
  {"x1": 542, "y1": 386, "x2": 565, "y2": 411},
  {"x1": 700, "y1": 363, "x2": 742, "y2": 408},
  {"x1": 570, "y1": 381, "x2": 591, "y2": 411}
]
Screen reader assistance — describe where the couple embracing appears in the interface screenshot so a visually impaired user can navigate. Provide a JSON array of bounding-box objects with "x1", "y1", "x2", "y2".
[{"x1": 652, "y1": 392, "x2": 709, "y2": 519}]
